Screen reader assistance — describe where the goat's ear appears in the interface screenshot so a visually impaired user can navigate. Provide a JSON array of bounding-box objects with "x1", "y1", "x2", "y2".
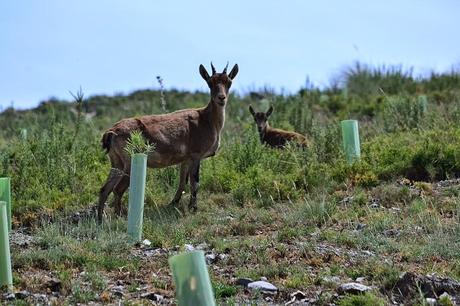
[
  {"x1": 249, "y1": 105, "x2": 255, "y2": 117},
  {"x1": 199, "y1": 64, "x2": 210, "y2": 82},
  {"x1": 228, "y1": 64, "x2": 239, "y2": 80},
  {"x1": 266, "y1": 106, "x2": 274, "y2": 117}
]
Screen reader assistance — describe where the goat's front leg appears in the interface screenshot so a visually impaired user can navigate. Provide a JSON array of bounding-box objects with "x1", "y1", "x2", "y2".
[
  {"x1": 112, "y1": 165, "x2": 130, "y2": 216},
  {"x1": 189, "y1": 160, "x2": 201, "y2": 212},
  {"x1": 97, "y1": 168, "x2": 123, "y2": 223},
  {"x1": 169, "y1": 161, "x2": 190, "y2": 206}
]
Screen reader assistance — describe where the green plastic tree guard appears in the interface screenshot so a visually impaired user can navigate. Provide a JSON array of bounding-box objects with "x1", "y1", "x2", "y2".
[
  {"x1": 418, "y1": 95, "x2": 428, "y2": 113},
  {"x1": 20, "y1": 129, "x2": 27, "y2": 140},
  {"x1": 127, "y1": 153, "x2": 147, "y2": 242},
  {"x1": 341, "y1": 120, "x2": 361, "y2": 164},
  {"x1": 0, "y1": 201, "x2": 13, "y2": 291},
  {"x1": 0, "y1": 178, "x2": 11, "y2": 231},
  {"x1": 169, "y1": 250, "x2": 216, "y2": 306}
]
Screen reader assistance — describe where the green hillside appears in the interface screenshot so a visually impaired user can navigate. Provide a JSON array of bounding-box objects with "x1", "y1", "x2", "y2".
[{"x1": 1, "y1": 63, "x2": 460, "y2": 304}]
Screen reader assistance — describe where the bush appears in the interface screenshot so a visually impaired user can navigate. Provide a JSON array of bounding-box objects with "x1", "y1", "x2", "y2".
[{"x1": 338, "y1": 292, "x2": 386, "y2": 306}]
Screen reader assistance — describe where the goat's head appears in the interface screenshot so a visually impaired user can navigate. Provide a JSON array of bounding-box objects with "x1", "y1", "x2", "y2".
[
  {"x1": 249, "y1": 105, "x2": 273, "y2": 132},
  {"x1": 199, "y1": 62, "x2": 239, "y2": 107}
]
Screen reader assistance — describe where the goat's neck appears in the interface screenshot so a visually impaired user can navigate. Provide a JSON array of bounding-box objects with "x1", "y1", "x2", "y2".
[
  {"x1": 204, "y1": 100, "x2": 225, "y2": 132},
  {"x1": 258, "y1": 122, "x2": 269, "y2": 141}
]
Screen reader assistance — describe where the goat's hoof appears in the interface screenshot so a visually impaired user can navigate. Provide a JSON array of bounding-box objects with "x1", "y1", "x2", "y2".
[
  {"x1": 96, "y1": 210, "x2": 104, "y2": 224},
  {"x1": 114, "y1": 207, "x2": 128, "y2": 217},
  {"x1": 168, "y1": 199, "x2": 180, "y2": 207}
]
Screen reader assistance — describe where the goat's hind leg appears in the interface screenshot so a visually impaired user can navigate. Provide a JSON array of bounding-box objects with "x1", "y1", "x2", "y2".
[
  {"x1": 189, "y1": 160, "x2": 200, "y2": 212},
  {"x1": 169, "y1": 161, "x2": 190, "y2": 206},
  {"x1": 97, "y1": 168, "x2": 123, "y2": 223}
]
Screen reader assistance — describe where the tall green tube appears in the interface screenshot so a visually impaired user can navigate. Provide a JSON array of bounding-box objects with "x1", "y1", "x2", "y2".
[
  {"x1": 0, "y1": 201, "x2": 13, "y2": 290},
  {"x1": 0, "y1": 178, "x2": 11, "y2": 231},
  {"x1": 341, "y1": 120, "x2": 361, "y2": 164},
  {"x1": 127, "y1": 153, "x2": 147, "y2": 242},
  {"x1": 169, "y1": 250, "x2": 216, "y2": 306},
  {"x1": 20, "y1": 129, "x2": 28, "y2": 140},
  {"x1": 418, "y1": 95, "x2": 428, "y2": 113}
]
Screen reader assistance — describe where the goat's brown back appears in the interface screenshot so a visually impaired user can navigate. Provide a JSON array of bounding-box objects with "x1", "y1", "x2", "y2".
[
  {"x1": 102, "y1": 105, "x2": 223, "y2": 168},
  {"x1": 263, "y1": 127, "x2": 310, "y2": 148}
]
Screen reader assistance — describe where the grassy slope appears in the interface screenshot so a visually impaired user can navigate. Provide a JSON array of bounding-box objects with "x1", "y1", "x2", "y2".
[{"x1": 1, "y1": 64, "x2": 460, "y2": 304}]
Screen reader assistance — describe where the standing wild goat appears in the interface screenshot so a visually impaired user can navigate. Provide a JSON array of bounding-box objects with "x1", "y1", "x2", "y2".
[
  {"x1": 97, "y1": 63, "x2": 239, "y2": 222},
  {"x1": 249, "y1": 105, "x2": 309, "y2": 148}
]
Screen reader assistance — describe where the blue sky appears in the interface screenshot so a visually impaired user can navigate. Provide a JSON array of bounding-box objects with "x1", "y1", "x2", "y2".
[{"x1": 1, "y1": 0, "x2": 459, "y2": 109}]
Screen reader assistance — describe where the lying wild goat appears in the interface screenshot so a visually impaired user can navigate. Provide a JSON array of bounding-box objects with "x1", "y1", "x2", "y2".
[
  {"x1": 249, "y1": 105, "x2": 309, "y2": 148},
  {"x1": 97, "y1": 63, "x2": 239, "y2": 222}
]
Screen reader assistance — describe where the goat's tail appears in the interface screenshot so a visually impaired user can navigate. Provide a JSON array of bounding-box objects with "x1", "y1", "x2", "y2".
[{"x1": 101, "y1": 130, "x2": 117, "y2": 153}]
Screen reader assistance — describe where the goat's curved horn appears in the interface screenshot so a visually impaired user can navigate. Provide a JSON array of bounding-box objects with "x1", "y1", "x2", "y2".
[
  {"x1": 222, "y1": 61, "x2": 229, "y2": 74},
  {"x1": 211, "y1": 62, "x2": 216, "y2": 75}
]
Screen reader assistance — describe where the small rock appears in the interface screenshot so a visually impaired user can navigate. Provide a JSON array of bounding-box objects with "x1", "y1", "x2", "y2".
[
  {"x1": 112, "y1": 291, "x2": 124, "y2": 298},
  {"x1": 339, "y1": 196, "x2": 354, "y2": 205},
  {"x1": 205, "y1": 253, "x2": 217, "y2": 264},
  {"x1": 361, "y1": 250, "x2": 374, "y2": 256},
  {"x1": 393, "y1": 272, "x2": 460, "y2": 302},
  {"x1": 142, "y1": 239, "x2": 151, "y2": 246},
  {"x1": 323, "y1": 276, "x2": 341, "y2": 284},
  {"x1": 236, "y1": 278, "x2": 253, "y2": 287},
  {"x1": 425, "y1": 298, "x2": 436, "y2": 306},
  {"x1": 383, "y1": 229, "x2": 400, "y2": 237},
  {"x1": 260, "y1": 276, "x2": 268, "y2": 282},
  {"x1": 33, "y1": 294, "x2": 48, "y2": 303},
  {"x1": 140, "y1": 292, "x2": 164, "y2": 301},
  {"x1": 144, "y1": 249, "x2": 158, "y2": 257},
  {"x1": 111, "y1": 285, "x2": 124, "y2": 297},
  {"x1": 143, "y1": 248, "x2": 167, "y2": 257},
  {"x1": 355, "y1": 277, "x2": 366, "y2": 283},
  {"x1": 196, "y1": 242, "x2": 208, "y2": 250},
  {"x1": 184, "y1": 244, "x2": 195, "y2": 252},
  {"x1": 356, "y1": 223, "x2": 367, "y2": 231},
  {"x1": 9, "y1": 231, "x2": 35, "y2": 247},
  {"x1": 337, "y1": 282, "x2": 371, "y2": 294},
  {"x1": 155, "y1": 294, "x2": 164, "y2": 302},
  {"x1": 46, "y1": 278, "x2": 62, "y2": 292},
  {"x1": 15, "y1": 290, "x2": 30, "y2": 299},
  {"x1": 218, "y1": 253, "x2": 229, "y2": 261},
  {"x1": 247, "y1": 280, "x2": 278, "y2": 292},
  {"x1": 370, "y1": 203, "x2": 379, "y2": 208},
  {"x1": 369, "y1": 198, "x2": 380, "y2": 205},
  {"x1": 291, "y1": 290, "x2": 306, "y2": 300},
  {"x1": 4, "y1": 293, "x2": 15, "y2": 300}
]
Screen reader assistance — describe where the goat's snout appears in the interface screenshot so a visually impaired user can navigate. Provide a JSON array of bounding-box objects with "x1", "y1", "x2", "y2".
[{"x1": 216, "y1": 94, "x2": 226, "y2": 105}]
